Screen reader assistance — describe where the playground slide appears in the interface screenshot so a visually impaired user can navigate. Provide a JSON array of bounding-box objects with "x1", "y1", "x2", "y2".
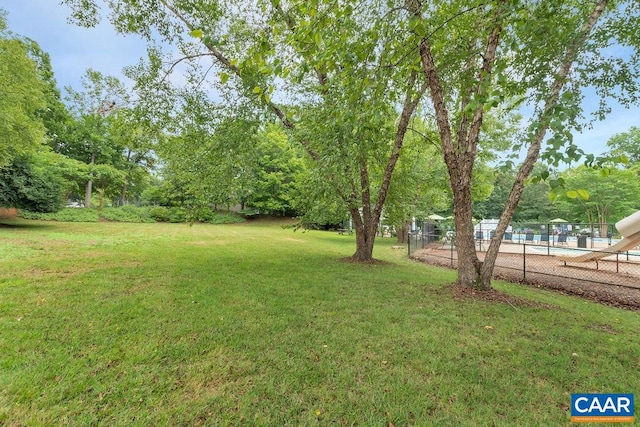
[{"x1": 558, "y1": 210, "x2": 640, "y2": 262}]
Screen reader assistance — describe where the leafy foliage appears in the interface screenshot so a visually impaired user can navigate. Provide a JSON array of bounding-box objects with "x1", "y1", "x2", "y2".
[
  {"x1": 19, "y1": 206, "x2": 244, "y2": 224},
  {"x1": 384, "y1": 125, "x2": 450, "y2": 234},
  {"x1": 61, "y1": 0, "x2": 431, "y2": 261},
  {"x1": 0, "y1": 154, "x2": 66, "y2": 213},
  {"x1": 555, "y1": 166, "x2": 640, "y2": 227},
  {"x1": 20, "y1": 207, "x2": 100, "y2": 222},
  {"x1": 244, "y1": 124, "x2": 305, "y2": 216},
  {"x1": 0, "y1": 19, "x2": 46, "y2": 167},
  {"x1": 605, "y1": 126, "x2": 640, "y2": 166}
]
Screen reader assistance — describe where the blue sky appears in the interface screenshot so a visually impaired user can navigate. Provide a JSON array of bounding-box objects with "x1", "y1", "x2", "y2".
[
  {"x1": 2, "y1": 1, "x2": 637, "y2": 158},
  {"x1": 2, "y1": 0, "x2": 146, "y2": 91}
]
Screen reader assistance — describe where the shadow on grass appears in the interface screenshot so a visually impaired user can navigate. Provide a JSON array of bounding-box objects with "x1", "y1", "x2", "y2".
[{"x1": 0, "y1": 220, "x2": 57, "y2": 230}]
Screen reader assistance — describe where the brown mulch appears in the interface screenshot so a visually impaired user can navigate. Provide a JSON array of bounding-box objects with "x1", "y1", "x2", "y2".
[
  {"x1": 413, "y1": 247, "x2": 640, "y2": 312},
  {"x1": 446, "y1": 283, "x2": 554, "y2": 309}
]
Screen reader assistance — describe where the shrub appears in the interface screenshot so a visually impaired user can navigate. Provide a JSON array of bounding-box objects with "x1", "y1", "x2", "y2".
[
  {"x1": 148, "y1": 206, "x2": 170, "y2": 222},
  {"x1": 167, "y1": 207, "x2": 187, "y2": 223},
  {"x1": 207, "y1": 212, "x2": 245, "y2": 224},
  {"x1": 20, "y1": 208, "x2": 100, "y2": 222},
  {"x1": 20, "y1": 206, "x2": 245, "y2": 225},
  {"x1": 99, "y1": 207, "x2": 155, "y2": 223}
]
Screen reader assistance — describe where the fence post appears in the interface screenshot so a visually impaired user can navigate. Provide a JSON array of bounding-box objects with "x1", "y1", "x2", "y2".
[
  {"x1": 450, "y1": 236, "x2": 454, "y2": 267},
  {"x1": 547, "y1": 223, "x2": 551, "y2": 255},
  {"x1": 523, "y1": 241, "x2": 526, "y2": 282}
]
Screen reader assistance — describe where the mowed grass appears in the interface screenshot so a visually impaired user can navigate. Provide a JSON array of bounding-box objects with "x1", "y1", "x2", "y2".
[{"x1": 0, "y1": 219, "x2": 638, "y2": 426}]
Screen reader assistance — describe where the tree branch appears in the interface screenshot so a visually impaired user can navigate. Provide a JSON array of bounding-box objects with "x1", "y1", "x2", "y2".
[
  {"x1": 161, "y1": 53, "x2": 217, "y2": 83},
  {"x1": 373, "y1": 71, "x2": 428, "y2": 218}
]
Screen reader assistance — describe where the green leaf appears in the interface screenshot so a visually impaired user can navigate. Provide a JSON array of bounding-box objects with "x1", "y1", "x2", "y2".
[
  {"x1": 220, "y1": 73, "x2": 229, "y2": 84},
  {"x1": 253, "y1": 86, "x2": 263, "y2": 95},
  {"x1": 576, "y1": 189, "x2": 589, "y2": 200},
  {"x1": 566, "y1": 190, "x2": 578, "y2": 199},
  {"x1": 190, "y1": 29, "x2": 204, "y2": 39}
]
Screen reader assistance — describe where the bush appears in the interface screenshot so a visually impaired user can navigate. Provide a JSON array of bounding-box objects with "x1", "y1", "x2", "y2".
[
  {"x1": 207, "y1": 212, "x2": 245, "y2": 224},
  {"x1": 19, "y1": 206, "x2": 245, "y2": 225},
  {"x1": 20, "y1": 208, "x2": 100, "y2": 222},
  {"x1": 167, "y1": 207, "x2": 187, "y2": 223},
  {"x1": 100, "y1": 207, "x2": 155, "y2": 223},
  {"x1": 148, "y1": 206, "x2": 171, "y2": 222}
]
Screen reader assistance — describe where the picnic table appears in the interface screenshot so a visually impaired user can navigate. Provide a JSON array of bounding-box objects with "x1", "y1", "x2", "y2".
[{"x1": 337, "y1": 228, "x2": 353, "y2": 235}]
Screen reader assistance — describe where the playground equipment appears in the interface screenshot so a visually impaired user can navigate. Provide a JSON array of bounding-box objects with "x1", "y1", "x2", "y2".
[{"x1": 558, "y1": 210, "x2": 640, "y2": 262}]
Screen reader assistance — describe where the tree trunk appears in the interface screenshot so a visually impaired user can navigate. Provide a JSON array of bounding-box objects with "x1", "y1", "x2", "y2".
[
  {"x1": 84, "y1": 180, "x2": 93, "y2": 208},
  {"x1": 97, "y1": 188, "x2": 105, "y2": 210},
  {"x1": 396, "y1": 223, "x2": 409, "y2": 244},
  {"x1": 120, "y1": 179, "x2": 128, "y2": 206},
  {"x1": 84, "y1": 152, "x2": 95, "y2": 208},
  {"x1": 351, "y1": 208, "x2": 377, "y2": 262},
  {"x1": 451, "y1": 179, "x2": 487, "y2": 288},
  {"x1": 352, "y1": 225, "x2": 376, "y2": 261},
  {"x1": 120, "y1": 150, "x2": 133, "y2": 206}
]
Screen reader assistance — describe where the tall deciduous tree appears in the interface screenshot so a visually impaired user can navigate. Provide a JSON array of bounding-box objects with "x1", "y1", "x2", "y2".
[
  {"x1": 605, "y1": 127, "x2": 640, "y2": 166},
  {"x1": 64, "y1": 69, "x2": 128, "y2": 207},
  {"x1": 0, "y1": 12, "x2": 46, "y2": 167},
  {"x1": 25, "y1": 40, "x2": 73, "y2": 153},
  {"x1": 63, "y1": 0, "x2": 429, "y2": 262},
  {"x1": 107, "y1": 107, "x2": 158, "y2": 206},
  {"x1": 246, "y1": 124, "x2": 305, "y2": 216},
  {"x1": 414, "y1": 0, "x2": 640, "y2": 287},
  {"x1": 156, "y1": 92, "x2": 262, "y2": 211},
  {"x1": 556, "y1": 166, "x2": 640, "y2": 236}
]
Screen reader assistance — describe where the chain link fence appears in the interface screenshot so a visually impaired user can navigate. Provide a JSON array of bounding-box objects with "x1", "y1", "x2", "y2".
[{"x1": 408, "y1": 221, "x2": 640, "y2": 289}]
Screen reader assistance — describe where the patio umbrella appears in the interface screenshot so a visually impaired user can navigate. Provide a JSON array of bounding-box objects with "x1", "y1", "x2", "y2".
[
  {"x1": 550, "y1": 218, "x2": 568, "y2": 223},
  {"x1": 427, "y1": 214, "x2": 446, "y2": 221}
]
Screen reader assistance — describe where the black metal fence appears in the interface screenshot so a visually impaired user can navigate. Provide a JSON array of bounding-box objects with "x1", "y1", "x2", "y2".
[
  {"x1": 409, "y1": 221, "x2": 620, "y2": 255},
  {"x1": 408, "y1": 224, "x2": 640, "y2": 289}
]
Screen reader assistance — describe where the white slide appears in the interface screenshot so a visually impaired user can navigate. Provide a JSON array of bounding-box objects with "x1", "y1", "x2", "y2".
[{"x1": 558, "y1": 210, "x2": 640, "y2": 262}]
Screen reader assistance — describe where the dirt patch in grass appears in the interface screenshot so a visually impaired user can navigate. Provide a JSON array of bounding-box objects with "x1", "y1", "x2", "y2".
[{"x1": 446, "y1": 283, "x2": 554, "y2": 309}]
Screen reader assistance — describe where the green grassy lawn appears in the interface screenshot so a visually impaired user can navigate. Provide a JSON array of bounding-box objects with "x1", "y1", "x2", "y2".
[{"x1": 0, "y1": 219, "x2": 638, "y2": 426}]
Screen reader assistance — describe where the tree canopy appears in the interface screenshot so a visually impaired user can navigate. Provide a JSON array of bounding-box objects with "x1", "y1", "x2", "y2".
[
  {"x1": 605, "y1": 126, "x2": 640, "y2": 166},
  {"x1": 0, "y1": 14, "x2": 46, "y2": 167}
]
